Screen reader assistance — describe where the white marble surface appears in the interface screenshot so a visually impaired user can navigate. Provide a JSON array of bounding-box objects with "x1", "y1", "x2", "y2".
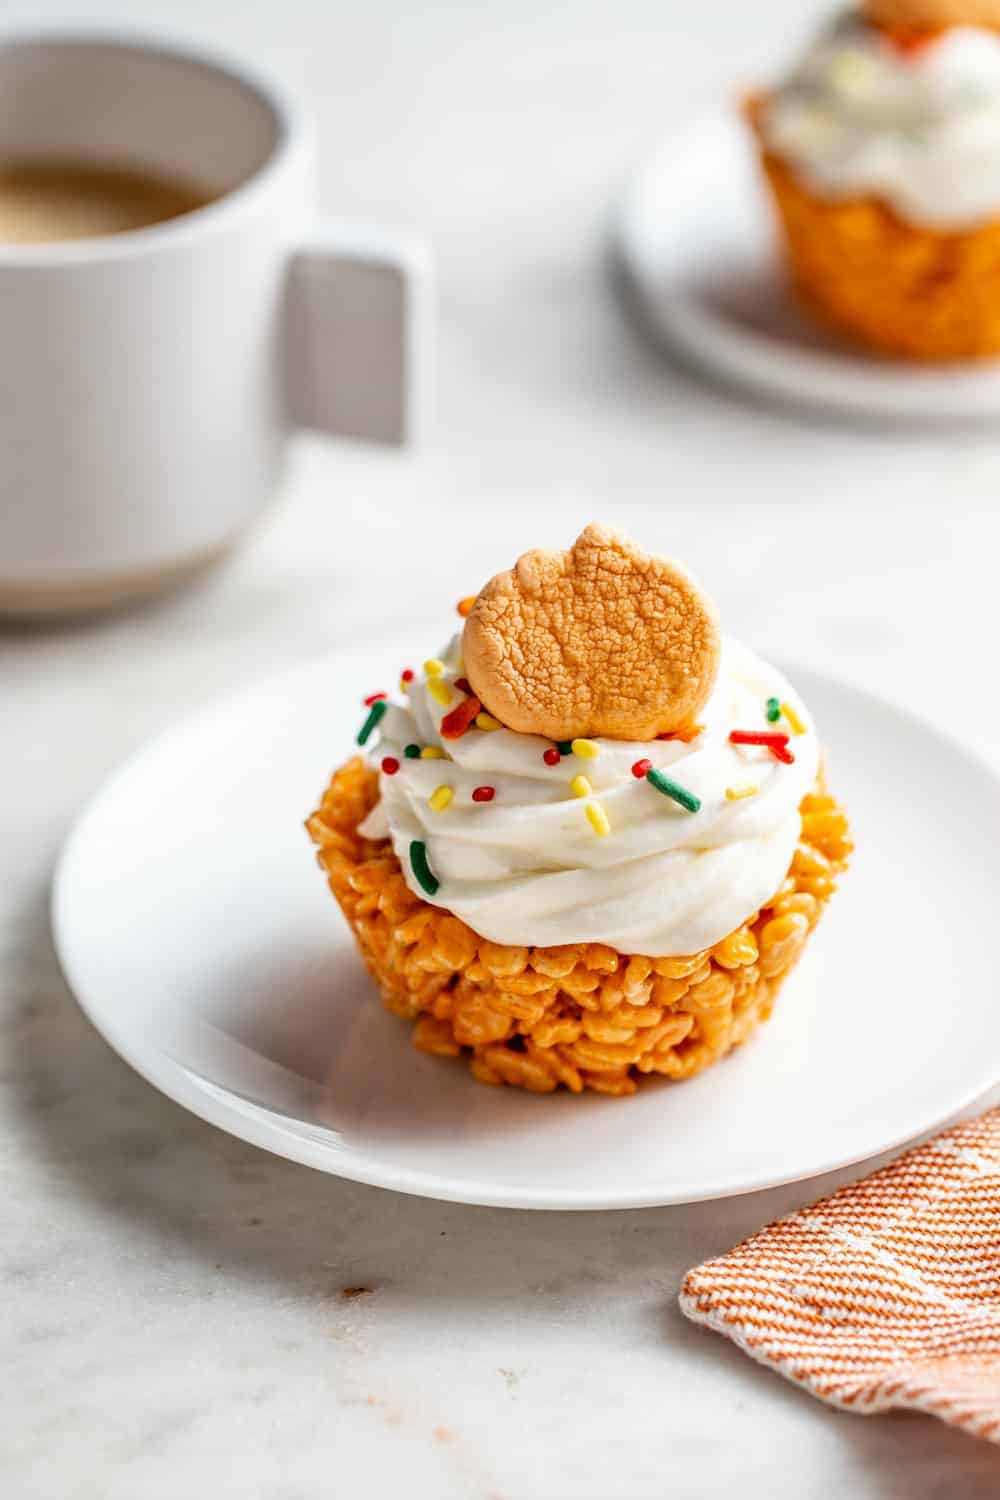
[{"x1": 5, "y1": 0, "x2": 1000, "y2": 1494}]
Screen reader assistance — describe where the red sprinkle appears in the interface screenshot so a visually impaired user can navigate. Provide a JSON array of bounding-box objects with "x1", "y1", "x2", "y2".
[
  {"x1": 472, "y1": 785, "x2": 495, "y2": 803},
  {"x1": 730, "y1": 730, "x2": 788, "y2": 746},
  {"x1": 440, "y1": 694, "x2": 482, "y2": 740},
  {"x1": 884, "y1": 26, "x2": 941, "y2": 58},
  {"x1": 631, "y1": 758, "x2": 653, "y2": 779},
  {"x1": 381, "y1": 756, "x2": 400, "y2": 775},
  {"x1": 729, "y1": 729, "x2": 794, "y2": 764},
  {"x1": 543, "y1": 747, "x2": 561, "y2": 766},
  {"x1": 400, "y1": 669, "x2": 414, "y2": 683},
  {"x1": 364, "y1": 691, "x2": 388, "y2": 706},
  {"x1": 454, "y1": 676, "x2": 473, "y2": 696}
]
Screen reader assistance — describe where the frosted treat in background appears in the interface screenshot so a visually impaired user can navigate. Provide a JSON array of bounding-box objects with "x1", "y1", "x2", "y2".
[
  {"x1": 308, "y1": 525, "x2": 851, "y2": 1098},
  {"x1": 747, "y1": 3, "x2": 1000, "y2": 358}
]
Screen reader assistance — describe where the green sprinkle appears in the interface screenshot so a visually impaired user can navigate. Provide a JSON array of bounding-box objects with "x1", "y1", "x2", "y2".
[
  {"x1": 646, "y1": 768, "x2": 701, "y2": 814},
  {"x1": 556, "y1": 741, "x2": 573, "y2": 756},
  {"x1": 766, "y1": 697, "x2": 781, "y2": 723},
  {"x1": 357, "y1": 698, "x2": 388, "y2": 746},
  {"x1": 410, "y1": 840, "x2": 439, "y2": 896},
  {"x1": 404, "y1": 743, "x2": 422, "y2": 759}
]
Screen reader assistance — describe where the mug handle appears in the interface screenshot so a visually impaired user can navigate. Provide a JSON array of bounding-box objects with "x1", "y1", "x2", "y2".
[{"x1": 285, "y1": 227, "x2": 431, "y2": 446}]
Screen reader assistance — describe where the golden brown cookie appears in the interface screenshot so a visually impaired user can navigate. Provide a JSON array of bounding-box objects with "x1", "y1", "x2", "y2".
[
  {"x1": 864, "y1": 0, "x2": 1000, "y2": 31},
  {"x1": 461, "y1": 523, "x2": 720, "y2": 742}
]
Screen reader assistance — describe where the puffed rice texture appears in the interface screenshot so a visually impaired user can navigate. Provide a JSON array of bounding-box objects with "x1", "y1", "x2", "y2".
[{"x1": 306, "y1": 758, "x2": 851, "y2": 1097}]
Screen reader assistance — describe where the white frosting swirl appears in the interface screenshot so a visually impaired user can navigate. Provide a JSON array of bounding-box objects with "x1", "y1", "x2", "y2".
[
  {"x1": 358, "y1": 636, "x2": 819, "y2": 956},
  {"x1": 761, "y1": 12, "x2": 1000, "y2": 227}
]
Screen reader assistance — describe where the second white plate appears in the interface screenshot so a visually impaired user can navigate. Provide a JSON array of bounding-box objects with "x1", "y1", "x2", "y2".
[
  {"x1": 615, "y1": 112, "x2": 1000, "y2": 421},
  {"x1": 53, "y1": 642, "x2": 1000, "y2": 1208}
]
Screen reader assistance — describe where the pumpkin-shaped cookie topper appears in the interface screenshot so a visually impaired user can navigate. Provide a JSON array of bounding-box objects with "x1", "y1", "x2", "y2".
[
  {"x1": 864, "y1": 0, "x2": 1000, "y2": 32},
  {"x1": 462, "y1": 524, "x2": 720, "y2": 743}
]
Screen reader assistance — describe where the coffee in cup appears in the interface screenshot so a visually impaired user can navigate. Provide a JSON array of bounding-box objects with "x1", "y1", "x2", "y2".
[{"x1": 0, "y1": 158, "x2": 210, "y2": 244}]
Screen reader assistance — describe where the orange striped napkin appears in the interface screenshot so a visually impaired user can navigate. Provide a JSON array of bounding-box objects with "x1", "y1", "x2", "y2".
[{"x1": 681, "y1": 1108, "x2": 1000, "y2": 1444}]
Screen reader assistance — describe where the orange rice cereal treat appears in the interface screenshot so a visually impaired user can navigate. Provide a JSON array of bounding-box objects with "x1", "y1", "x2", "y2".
[
  {"x1": 748, "y1": 6, "x2": 1000, "y2": 359},
  {"x1": 307, "y1": 525, "x2": 851, "y2": 1097}
]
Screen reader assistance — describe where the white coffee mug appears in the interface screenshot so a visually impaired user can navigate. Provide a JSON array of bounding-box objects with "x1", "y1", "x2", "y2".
[{"x1": 0, "y1": 27, "x2": 429, "y2": 616}]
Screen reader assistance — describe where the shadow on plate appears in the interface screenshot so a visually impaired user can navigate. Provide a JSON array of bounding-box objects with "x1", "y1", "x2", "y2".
[{"x1": 181, "y1": 934, "x2": 659, "y2": 1150}]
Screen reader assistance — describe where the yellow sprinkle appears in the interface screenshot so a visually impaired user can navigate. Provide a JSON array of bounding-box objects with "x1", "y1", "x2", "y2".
[
  {"x1": 428, "y1": 785, "x2": 453, "y2": 812},
  {"x1": 420, "y1": 746, "x2": 445, "y2": 760},
  {"x1": 830, "y1": 51, "x2": 870, "y2": 91},
  {"x1": 726, "y1": 783, "x2": 758, "y2": 801},
  {"x1": 399, "y1": 675, "x2": 410, "y2": 695},
  {"x1": 424, "y1": 658, "x2": 445, "y2": 678},
  {"x1": 475, "y1": 712, "x2": 502, "y2": 731},
  {"x1": 571, "y1": 738, "x2": 600, "y2": 759},
  {"x1": 570, "y1": 774, "x2": 593, "y2": 799},
  {"x1": 586, "y1": 801, "x2": 611, "y2": 837},
  {"x1": 781, "y1": 701, "x2": 806, "y2": 736},
  {"x1": 428, "y1": 678, "x2": 451, "y2": 706}
]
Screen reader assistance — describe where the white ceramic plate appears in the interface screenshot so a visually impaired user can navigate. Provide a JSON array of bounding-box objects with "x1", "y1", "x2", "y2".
[
  {"x1": 615, "y1": 112, "x2": 1000, "y2": 422},
  {"x1": 53, "y1": 641, "x2": 1000, "y2": 1210}
]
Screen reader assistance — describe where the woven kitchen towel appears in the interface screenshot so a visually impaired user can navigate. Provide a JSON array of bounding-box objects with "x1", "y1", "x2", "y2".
[{"x1": 681, "y1": 1108, "x2": 1000, "y2": 1443}]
